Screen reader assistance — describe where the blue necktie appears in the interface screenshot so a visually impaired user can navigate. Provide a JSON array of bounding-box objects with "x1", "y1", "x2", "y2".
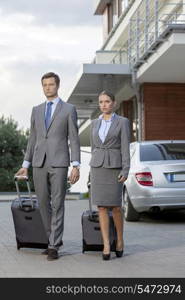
[{"x1": 45, "y1": 102, "x2": 53, "y2": 130}]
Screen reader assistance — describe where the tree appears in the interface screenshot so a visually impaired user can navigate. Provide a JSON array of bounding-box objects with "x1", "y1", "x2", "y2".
[{"x1": 0, "y1": 116, "x2": 30, "y2": 191}]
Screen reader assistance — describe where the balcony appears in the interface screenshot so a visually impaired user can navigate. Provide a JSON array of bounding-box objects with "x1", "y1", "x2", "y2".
[
  {"x1": 128, "y1": 0, "x2": 185, "y2": 69},
  {"x1": 95, "y1": 49, "x2": 128, "y2": 63}
]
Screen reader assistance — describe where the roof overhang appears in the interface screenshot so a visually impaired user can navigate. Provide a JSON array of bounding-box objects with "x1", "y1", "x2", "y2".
[
  {"x1": 66, "y1": 63, "x2": 131, "y2": 146},
  {"x1": 94, "y1": 0, "x2": 111, "y2": 15},
  {"x1": 66, "y1": 63, "x2": 131, "y2": 120}
]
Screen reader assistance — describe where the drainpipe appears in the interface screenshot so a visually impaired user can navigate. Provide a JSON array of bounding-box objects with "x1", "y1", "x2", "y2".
[
  {"x1": 132, "y1": 68, "x2": 142, "y2": 142},
  {"x1": 129, "y1": 10, "x2": 142, "y2": 142}
]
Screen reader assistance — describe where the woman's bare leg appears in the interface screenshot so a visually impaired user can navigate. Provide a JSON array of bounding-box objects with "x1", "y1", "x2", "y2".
[
  {"x1": 112, "y1": 206, "x2": 124, "y2": 250},
  {"x1": 98, "y1": 206, "x2": 110, "y2": 254}
]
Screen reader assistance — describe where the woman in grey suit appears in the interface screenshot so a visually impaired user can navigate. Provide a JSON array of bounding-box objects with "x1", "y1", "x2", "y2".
[{"x1": 89, "y1": 91, "x2": 130, "y2": 260}]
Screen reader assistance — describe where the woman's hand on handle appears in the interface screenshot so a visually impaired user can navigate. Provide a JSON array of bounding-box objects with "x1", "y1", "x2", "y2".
[{"x1": 118, "y1": 175, "x2": 127, "y2": 183}]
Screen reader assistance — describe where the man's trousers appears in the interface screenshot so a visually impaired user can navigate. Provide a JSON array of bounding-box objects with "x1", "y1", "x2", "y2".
[{"x1": 33, "y1": 157, "x2": 68, "y2": 250}]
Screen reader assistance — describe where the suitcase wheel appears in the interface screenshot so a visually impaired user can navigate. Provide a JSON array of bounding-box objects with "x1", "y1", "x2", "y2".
[
  {"x1": 16, "y1": 239, "x2": 21, "y2": 250},
  {"x1": 82, "y1": 240, "x2": 85, "y2": 253}
]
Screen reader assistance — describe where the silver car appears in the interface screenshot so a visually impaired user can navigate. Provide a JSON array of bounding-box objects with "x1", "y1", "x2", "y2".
[{"x1": 124, "y1": 140, "x2": 185, "y2": 221}]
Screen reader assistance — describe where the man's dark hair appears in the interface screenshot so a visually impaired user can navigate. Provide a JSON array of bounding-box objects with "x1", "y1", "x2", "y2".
[
  {"x1": 41, "y1": 72, "x2": 60, "y2": 87},
  {"x1": 99, "y1": 90, "x2": 115, "y2": 101}
]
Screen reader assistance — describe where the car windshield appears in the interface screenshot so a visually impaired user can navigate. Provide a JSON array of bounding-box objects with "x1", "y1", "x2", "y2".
[{"x1": 140, "y1": 143, "x2": 185, "y2": 161}]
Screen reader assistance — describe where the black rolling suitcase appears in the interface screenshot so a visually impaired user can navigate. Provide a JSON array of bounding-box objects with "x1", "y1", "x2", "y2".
[
  {"x1": 81, "y1": 193, "x2": 117, "y2": 253},
  {"x1": 11, "y1": 176, "x2": 48, "y2": 250}
]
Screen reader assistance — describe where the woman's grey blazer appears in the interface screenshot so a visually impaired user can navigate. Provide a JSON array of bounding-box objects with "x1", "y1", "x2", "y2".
[{"x1": 89, "y1": 114, "x2": 130, "y2": 178}]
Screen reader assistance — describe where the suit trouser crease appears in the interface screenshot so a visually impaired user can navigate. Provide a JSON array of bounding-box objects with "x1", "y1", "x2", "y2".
[{"x1": 33, "y1": 157, "x2": 68, "y2": 250}]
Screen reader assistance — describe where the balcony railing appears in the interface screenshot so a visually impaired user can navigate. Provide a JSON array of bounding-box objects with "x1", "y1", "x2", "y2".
[
  {"x1": 128, "y1": 0, "x2": 185, "y2": 69},
  {"x1": 98, "y1": 1, "x2": 185, "y2": 70},
  {"x1": 110, "y1": 44, "x2": 128, "y2": 64}
]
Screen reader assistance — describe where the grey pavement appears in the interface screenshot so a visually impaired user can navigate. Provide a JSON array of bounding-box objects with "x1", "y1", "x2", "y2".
[{"x1": 0, "y1": 197, "x2": 185, "y2": 278}]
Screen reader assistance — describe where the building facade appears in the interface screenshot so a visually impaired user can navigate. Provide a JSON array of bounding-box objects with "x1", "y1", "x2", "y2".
[{"x1": 67, "y1": 0, "x2": 185, "y2": 145}]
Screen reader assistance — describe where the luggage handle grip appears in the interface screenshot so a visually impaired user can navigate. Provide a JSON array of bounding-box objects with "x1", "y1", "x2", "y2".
[
  {"x1": 25, "y1": 216, "x2": 33, "y2": 220},
  {"x1": 94, "y1": 226, "x2": 100, "y2": 231},
  {"x1": 88, "y1": 213, "x2": 99, "y2": 223},
  {"x1": 14, "y1": 175, "x2": 29, "y2": 181},
  {"x1": 21, "y1": 200, "x2": 36, "y2": 212},
  {"x1": 14, "y1": 176, "x2": 34, "y2": 209}
]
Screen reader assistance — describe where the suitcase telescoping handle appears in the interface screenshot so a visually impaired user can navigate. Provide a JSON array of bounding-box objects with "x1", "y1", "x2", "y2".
[
  {"x1": 88, "y1": 198, "x2": 99, "y2": 222},
  {"x1": 14, "y1": 176, "x2": 34, "y2": 210},
  {"x1": 87, "y1": 176, "x2": 99, "y2": 221},
  {"x1": 88, "y1": 187, "x2": 99, "y2": 222},
  {"x1": 89, "y1": 192, "x2": 93, "y2": 213}
]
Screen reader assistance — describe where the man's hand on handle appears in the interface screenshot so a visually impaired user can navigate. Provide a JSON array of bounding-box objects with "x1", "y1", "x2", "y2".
[
  {"x1": 69, "y1": 167, "x2": 80, "y2": 184},
  {"x1": 15, "y1": 168, "x2": 28, "y2": 180}
]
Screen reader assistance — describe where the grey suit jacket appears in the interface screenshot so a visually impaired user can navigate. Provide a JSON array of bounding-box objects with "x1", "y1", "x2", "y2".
[
  {"x1": 24, "y1": 99, "x2": 80, "y2": 167},
  {"x1": 89, "y1": 114, "x2": 130, "y2": 177}
]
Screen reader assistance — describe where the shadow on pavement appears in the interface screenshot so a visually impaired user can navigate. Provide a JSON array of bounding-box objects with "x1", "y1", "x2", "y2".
[{"x1": 139, "y1": 209, "x2": 185, "y2": 224}]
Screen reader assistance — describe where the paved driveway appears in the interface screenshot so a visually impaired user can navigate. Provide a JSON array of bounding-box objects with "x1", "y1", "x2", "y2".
[{"x1": 0, "y1": 199, "x2": 185, "y2": 278}]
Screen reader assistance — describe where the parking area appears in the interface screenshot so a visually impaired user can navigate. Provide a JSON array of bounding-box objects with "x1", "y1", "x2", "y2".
[{"x1": 0, "y1": 198, "x2": 185, "y2": 278}]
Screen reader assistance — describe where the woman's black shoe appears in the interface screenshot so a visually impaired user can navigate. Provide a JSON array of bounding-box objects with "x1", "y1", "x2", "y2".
[
  {"x1": 102, "y1": 253, "x2": 111, "y2": 260},
  {"x1": 115, "y1": 250, "x2": 123, "y2": 258}
]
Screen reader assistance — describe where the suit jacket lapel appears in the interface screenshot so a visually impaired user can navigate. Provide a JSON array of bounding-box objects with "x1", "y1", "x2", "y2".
[
  {"x1": 95, "y1": 119, "x2": 102, "y2": 144},
  {"x1": 39, "y1": 103, "x2": 47, "y2": 135}
]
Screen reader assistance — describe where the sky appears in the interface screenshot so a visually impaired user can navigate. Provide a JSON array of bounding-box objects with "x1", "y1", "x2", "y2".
[{"x1": 0, "y1": 0, "x2": 103, "y2": 193}]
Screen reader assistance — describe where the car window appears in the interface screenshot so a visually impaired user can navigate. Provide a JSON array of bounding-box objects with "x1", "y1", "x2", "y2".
[{"x1": 140, "y1": 143, "x2": 185, "y2": 161}]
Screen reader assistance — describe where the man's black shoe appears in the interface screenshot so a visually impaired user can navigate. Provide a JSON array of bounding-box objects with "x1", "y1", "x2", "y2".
[
  {"x1": 47, "y1": 249, "x2": 58, "y2": 261},
  {"x1": 42, "y1": 241, "x2": 63, "y2": 255},
  {"x1": 42, "y1": 248, "x2": 49, "y2": 255}
]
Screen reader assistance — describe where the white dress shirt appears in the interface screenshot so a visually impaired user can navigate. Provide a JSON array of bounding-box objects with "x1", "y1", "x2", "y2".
[{"x1": 98, "y1": 113, "x2": 115, "y2": 143}]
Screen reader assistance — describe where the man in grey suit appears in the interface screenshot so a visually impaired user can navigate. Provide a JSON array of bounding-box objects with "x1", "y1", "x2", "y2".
[{"x1": 16, "y1": 72, "x2": 80, "y2": 260}]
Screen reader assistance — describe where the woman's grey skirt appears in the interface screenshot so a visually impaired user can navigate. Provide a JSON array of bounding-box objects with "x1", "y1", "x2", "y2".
[{"x1": 90, "y1": 167, "x2": 123, "y2": 207}]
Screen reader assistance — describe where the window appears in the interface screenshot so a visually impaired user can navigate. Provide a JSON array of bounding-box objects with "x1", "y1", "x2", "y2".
[
  {"x1": 140, "y1": 143, "x2": 185, "y2": 161},
  {"x1": 122, "y1": 0, "x2": 129, "y2": 12},
  {"x1": 108, "y1": 3, "x2": 113, "y2": 33},
  {"x1": 113, "y1": 0, "x2": 119, "y2": 26}
]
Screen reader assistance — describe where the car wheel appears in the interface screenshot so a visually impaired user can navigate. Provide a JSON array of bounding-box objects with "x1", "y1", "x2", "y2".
[{"x1": 123, "y1": 189, "x2": 140, "y2": 221}]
